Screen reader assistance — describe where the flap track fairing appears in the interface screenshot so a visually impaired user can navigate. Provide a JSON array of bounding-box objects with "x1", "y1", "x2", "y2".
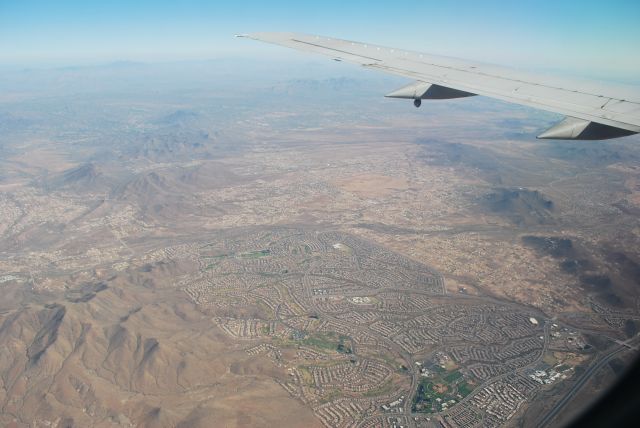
[
  {"x1": 386, "y1": 81, "x2": 476, "y2": 100},
  {"x1": 537, "y1": 116, "x2": 637, "y2": 140}
]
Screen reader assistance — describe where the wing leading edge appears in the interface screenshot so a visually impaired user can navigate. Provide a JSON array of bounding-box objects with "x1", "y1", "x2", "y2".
[{"x1": 238, "y1": 32, "x2": 640, "y2": 140}]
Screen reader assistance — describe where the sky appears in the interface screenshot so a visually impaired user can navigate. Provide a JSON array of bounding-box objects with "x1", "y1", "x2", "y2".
[{"x1": 1, "y1": 0, "x2": 639, "y2": 80}]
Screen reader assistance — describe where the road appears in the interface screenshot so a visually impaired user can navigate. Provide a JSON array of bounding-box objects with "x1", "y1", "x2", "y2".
[{"x1": 536, "y1": 337, "x2": 640, "y2": 428}]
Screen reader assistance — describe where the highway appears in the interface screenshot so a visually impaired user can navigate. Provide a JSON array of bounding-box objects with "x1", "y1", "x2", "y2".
[{"x1": 536, "y1": 337, "x2": 640, "y2": 428}]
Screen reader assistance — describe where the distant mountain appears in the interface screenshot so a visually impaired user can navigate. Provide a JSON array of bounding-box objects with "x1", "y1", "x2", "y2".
[
  {"x1": 483, "y1": 187, "x2": 555, "y2": 226},
  {"x1": 522, "y1": 236, "x2": 640, "y2": 310},
  {"x1": 116, "y1": 170, "x2": 184, "y2": 202},
  {"x1": 122, "y1": 129, "x2": 213, "y2": 162},
  {"x1": 536, "y1": 141, "x2": 639, "y2": 167},
  {"x1": 116, "y1": 162, "x2": 240, "y2": 198},
  {"x1": 269, "y1": 77, "x2": 371, "y2": 96},
  {"x1": 153, "y1": 109, "x2": 201, "y2": 127},
  {"x1": 42, "y1": 163, "x2": 114, "y2": 193},
  {"x1": 113, "y1": 162, "x2": 242, "y2": 218},
  {"x1": 0, "y1": 111, "x2": 34, "y2": 133}
]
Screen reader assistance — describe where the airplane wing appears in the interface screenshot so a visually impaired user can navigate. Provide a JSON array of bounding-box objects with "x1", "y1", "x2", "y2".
[{"x1": 238, "y1": 32, "x2": 640, "y2": 140}]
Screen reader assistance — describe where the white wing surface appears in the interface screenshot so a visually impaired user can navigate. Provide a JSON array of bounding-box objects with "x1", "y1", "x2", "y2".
[{"x1": 239, "y1": 32, "x2": 640, "y2": 140}]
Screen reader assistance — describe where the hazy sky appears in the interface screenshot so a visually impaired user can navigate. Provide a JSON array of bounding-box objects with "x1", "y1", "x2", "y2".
[{"x1": 1, "y1": 0, "x2": 639, "y2": 79}]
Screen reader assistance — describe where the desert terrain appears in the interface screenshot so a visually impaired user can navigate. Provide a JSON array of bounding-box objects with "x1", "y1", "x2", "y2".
[{"x1": 0, "y1": 60, "x2": 638, "y2": 427}]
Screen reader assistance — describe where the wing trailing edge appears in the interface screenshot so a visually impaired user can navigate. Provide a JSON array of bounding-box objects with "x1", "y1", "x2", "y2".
[{"x1": 240, "y1": 32, "x2": 640, "y2": 140}]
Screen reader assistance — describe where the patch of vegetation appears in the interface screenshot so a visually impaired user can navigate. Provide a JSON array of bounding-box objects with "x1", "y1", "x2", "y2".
[
  {"x1": 458, "y1": 381, "x2": 474, "y2": 397},
  {"x1": 299, "y1": 331, "x2": 352, "y2": 354},
  {"x1": 240, "y1": 249, "x2": 271, "y2": 259},
  {"x1": 203, "y1": 253, "x2": 231, "y2": 269},
  {"x1": 413, "y1": 363, "x2": 475, "y2": 413},
  {"x1": 413, "y1": 380, "x2": 447, "y2": 413},
  {"x1": 336, "y1": 342, "x2": 351, "y2": 354},
  {"x1": 320, "y1": 389, "x2": 343, "y2": 404},
  {"x1": 431, "y1": 364, "x2": 447, "y2": 375},
  {"x1": 362, "y1": 380, "x2": 394, "y2": 398},
  {"x1": 444, "y1": 370, "x2": 463, "y2": 383}
]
